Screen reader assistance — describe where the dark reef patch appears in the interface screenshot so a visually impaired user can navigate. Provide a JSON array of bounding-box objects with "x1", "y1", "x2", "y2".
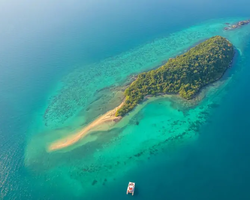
[{"x1": 92, "y1": 180, "x2": 98, "y2": 185}]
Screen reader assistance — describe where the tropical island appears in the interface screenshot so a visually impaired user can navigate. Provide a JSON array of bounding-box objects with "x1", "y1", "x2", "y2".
[
  {"x1": 116, "y1": 36, "x2": 234, "y2": 116},
  {"x1": 48, "y1": 35, "x2": 234, "y2": 151}
]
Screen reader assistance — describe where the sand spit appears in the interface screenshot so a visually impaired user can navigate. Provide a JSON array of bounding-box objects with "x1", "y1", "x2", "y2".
[{"x1": 48, "y1": 101, "x2": 125, "y2": 152}]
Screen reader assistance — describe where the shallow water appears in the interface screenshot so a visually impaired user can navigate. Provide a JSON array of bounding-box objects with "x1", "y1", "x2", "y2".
[{"x1": 1, "y1": 0, "x2": 250, "y2": 199}]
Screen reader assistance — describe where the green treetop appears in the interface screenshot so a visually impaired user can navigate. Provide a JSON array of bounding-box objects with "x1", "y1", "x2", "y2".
[{"x1": 116, "y1": 36, "x2": 234, "y2": 117}]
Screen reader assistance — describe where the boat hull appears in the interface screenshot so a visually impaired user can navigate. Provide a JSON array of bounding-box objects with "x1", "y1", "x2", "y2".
[{"x1": 126, "y1": 182, "x2": 135, "y2": 196}]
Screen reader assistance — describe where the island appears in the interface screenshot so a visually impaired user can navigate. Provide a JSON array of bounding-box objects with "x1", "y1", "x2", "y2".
[
  {"x1": 116, "y1": 36, "x2": 234, "y2": 116},
  {"x1": 48, "y1": 35, "x2": 234, "y2": 152},
  {"x1": 224, "y1": 19, "x2": 250, "y2": 30}
]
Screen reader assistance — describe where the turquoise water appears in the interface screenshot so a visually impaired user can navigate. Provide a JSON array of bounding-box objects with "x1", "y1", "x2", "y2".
[{"x1": 1, "y1": 0, "x2": 250, "y2": 199}]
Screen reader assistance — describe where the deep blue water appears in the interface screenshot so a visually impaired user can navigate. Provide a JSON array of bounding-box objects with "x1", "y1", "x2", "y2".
[{"x1": 1, "y1": 0, "x2": 250, "y2": 199}]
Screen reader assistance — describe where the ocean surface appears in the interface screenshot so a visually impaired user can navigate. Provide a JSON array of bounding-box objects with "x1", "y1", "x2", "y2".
[{"x1": 1, "y1": 0, "x2": 250, "y2": 199}]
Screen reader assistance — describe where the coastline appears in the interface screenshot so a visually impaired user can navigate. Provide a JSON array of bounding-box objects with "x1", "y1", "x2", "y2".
[{"x1": 47, "y1": 101, "x2": 125, "y2": 152}]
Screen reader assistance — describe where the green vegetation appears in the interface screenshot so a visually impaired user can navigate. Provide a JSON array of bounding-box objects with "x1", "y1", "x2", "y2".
[{"x1": 116, "y1": 36, "x2": 234, "y2": 117}]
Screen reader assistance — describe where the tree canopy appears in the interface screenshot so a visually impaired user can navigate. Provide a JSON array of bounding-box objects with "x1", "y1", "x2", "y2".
[{"x1": 116, "y1": 36, "x2": 234, "y2": 117}]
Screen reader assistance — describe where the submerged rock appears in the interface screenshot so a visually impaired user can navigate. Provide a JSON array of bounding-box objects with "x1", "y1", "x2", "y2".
[
  {"x1": 224, "y1": 19, "x2": 250, "y2": 30},
  {"x1": 92, "y1": 180, "x2": 98, "y2": 185}
]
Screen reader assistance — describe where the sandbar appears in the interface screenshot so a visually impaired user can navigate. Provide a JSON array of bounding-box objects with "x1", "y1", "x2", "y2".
[{"x1": 47, "y1": 101, "x2": 125, "y2": 152}]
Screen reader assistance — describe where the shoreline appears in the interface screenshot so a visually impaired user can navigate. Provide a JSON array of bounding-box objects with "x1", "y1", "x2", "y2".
[{"x1": 47, "y1": 101, "x2": 125, "y2": 152}]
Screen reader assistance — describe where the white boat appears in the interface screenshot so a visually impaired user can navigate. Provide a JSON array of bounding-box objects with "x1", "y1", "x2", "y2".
[{"x1": 126, "y1": 182, "x2": 135, "y2": 196}]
